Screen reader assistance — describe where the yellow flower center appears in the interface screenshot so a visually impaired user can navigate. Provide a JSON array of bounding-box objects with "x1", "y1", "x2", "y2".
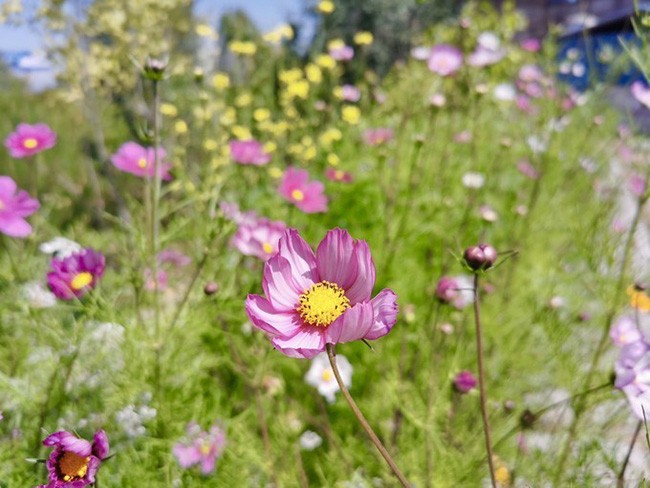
[
  {"x1": 291, "y1": 189, "x2": 304, "y2": 201},
  {"x1": 199, "y1": 442, "x2": 211, "y2": 455},
  {"x1": 297, "y1": 281, "x2": 350, "y2": 327},
  {"x1": 262, "y1": 242, "x2": 273, "y2": 254},
  {"x1": 321, "y1": 369, "x2": 333, "y2": 382},
  {"x1": 23, "y1": 138, "x2": 38, "y2": 149},
  {"x1": 334, "y1": 170, "x2": 344, "y2": 180},
  {"x1": 70, "y1": 272, "x2": 93, "y2": 291},
  {"x1": 137, "y1": 157, "x2": 148, "y2": 168},
  {"x1": 58, "y1": 451, "x2": 90, "y2": 481}
]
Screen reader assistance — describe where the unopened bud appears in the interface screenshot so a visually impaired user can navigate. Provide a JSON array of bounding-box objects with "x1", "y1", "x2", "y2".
[
  {"x1": 143, "y1": 57, "x2": 167, "y2": 81},
  {"x1": 203, "y1": 281, "x2": 219, "y2": 296},
  {"x1": 463, "y1": 244, "x2": 498, "y2": 271}
]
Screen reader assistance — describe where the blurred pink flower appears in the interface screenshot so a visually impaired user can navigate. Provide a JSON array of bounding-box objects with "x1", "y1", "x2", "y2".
[
  {"x1": 232, "y1": 217, "x2": 287, "y2": 261},
  {"x1": 0, "y1": 176, "x2": 40, "y2": 238},
  {"x1": 427, "y1": 44, "x2": 463, "y2": 76},
  {"x1": 517, "y1": 160, "x2": 540, "y2": 180},
  {"x1": 5, "y1": 123, "x2": 56, "y2": 158},
  {"x1": 340, "y1": 84, "x2": 361, "y2": 102},
  {"x1": 110, "y1": 142, "x2": 171, "y2": 179},
  {"x1": 520, "y1": 38, "x2": 541, "y2": 52},
  {"x1": 173, "y1": 422, "x2": 226, "y2": 475},
  {"x1": 230, "y1": 139, "x2": 272, "y2": 166},
  {"x1": 278, "y1": 167, "x2": 328, "y2": 213},
  {"x1": 363, "y1": 127, "x2": 394, "y2": 146},
  {"x1": 329, "y1": 45, "x2": 354, "y2": 61},
  {"x1": 631, "y1": 81, "x2": 650, "y2": 109},
  {"x1": 453, "y1": 371, "x2": 477, "y2": 393},
  {"x1": 630, "y1": 174, "x2": 647, "y2": 198},
  {"x1": 325, "y1": 168, "x2": 353, "y2": 183},
  {"x1": 245, "y1": 228, "x2": 398, "y2": 359}
]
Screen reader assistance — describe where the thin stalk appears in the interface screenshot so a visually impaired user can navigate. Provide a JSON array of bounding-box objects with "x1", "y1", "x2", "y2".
[
  {"x1": 255, "y1": 389, "x2": 278, "y2": 486},
  {"x1": 616, "y1": 420, "x2": 643, "y2": 488},
  {"x1": 472, "y1": 274, "x2": 497, "y2": 488},
  {"x1": 325, "y1": 344, "x2": 409, "y2": 487},
  {"x1": 554, "y1": 190, "x2": 647, "y2": 483}
]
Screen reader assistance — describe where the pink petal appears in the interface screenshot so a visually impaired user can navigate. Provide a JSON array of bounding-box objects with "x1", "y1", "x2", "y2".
[
  {"x1": 345, "y1": 240, "x2": 376, "y2": 304},
  {"x1": 0, "y1": 176, "x2": 17, "y2": 195},
  {"x1": 173, "y1": 444, "x2": 201, "y2": 468},
  {"x1": 0, "y1": 217, "x2": 32, "y2": 238},
  {"x1": 364, "y1": 289, "x2": 399, "y2": 340},
  {"x1": 92, "y1": 430, "x2": 109, "y2": 459},
  {"x1": 262, "y1": 255, "x2": 302, "y2": 311},
  {"x1": 316, "y1": 228, "x2": 359, "y2": 290},
  {"x1": 44, "y1": 431, "x2": 92, "y2": 456},
  {"x1": 326, "y1": 301, "x2": 375, "y2": 344},
  {"x1": 272, "y1": 328, "x2": 325, "y2": 359},
  {"x1": 245, "y1": 294, "x2": 303, "y2": 337},
  {"x1": 200, "y1": 454, "x2": 216, "y2": 474},
  {"x1": 277, "y1": 229, "x2": 318, "y2": 290}
]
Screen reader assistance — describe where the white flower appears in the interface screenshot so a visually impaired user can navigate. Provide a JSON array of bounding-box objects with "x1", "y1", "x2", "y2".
[
  {"x1": 116, "y1": 403, "x2": 157, "y2": 438},
  {"x1": 477, "y1": 32, "x2": 500, "y2": 51},
  {"x1": 305, "y1": 352, "x2": 352, "y2": 403},
  {"x1": 493, "y1": 83, "x2": 516, "y2": 102},
  {"x1": 462, "y1": 172, "x2": 485, "y2": 189},
  {"x1": 21, "y1": 281, "x2": 56, "y2": 308},
  {"x1": 299, "y1": 430, "x2": 323, "y2": 451},
  {"x1": 410, "y1": 46, "x2": 431, "y2": 60},
  {"x1": 39, "y1": 237, "x2": 82, "y2": 259},
  {"x1": 527, "y1": 135, "x2": 547, "y2": 154}
]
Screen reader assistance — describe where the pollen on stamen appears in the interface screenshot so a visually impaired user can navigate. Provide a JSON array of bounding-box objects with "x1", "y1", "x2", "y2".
[{"x1": 297, "y1": 281, "x2": 350, "y2": 327}]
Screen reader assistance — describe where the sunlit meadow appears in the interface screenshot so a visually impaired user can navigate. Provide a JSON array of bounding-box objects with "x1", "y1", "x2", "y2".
[{"x1": 1, "y1": 1, "x2": 650, "y2": 486}]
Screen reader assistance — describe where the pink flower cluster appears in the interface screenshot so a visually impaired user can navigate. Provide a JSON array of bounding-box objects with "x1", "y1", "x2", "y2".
[{"x1": 278, "y1": 167, "x2": 328, "y2": 213}]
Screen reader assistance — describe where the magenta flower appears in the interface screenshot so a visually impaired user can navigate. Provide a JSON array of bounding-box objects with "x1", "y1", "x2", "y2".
[
  {"x1": 278, "y1": 167, "x2": 328, "y2": 213},
  {"x1": 453, "y1": 370, "x2": 477, "y2": 393},
  {"x1": 0, "y1": 176, "x2": 40, "y2": 238},
  {"x1": 229, "y1": 139, "x2": 272, "y2": 166},
  {"x1": 362, "y1": 127, "x2": 394, "y2": 146},
  {"x1": 325, "y1": 168, "x2": 353, "y2": 183},
  {"x1": 110, "y1": 142, "x2": 171, "y2": 180},
  {"x1": 232, "y1": 217, "x2": 287, "y2": 261},
  {"x1": 47, "y1": 248, "x2": 105, "y2": 300},
  {"x1": 427, "y1": 44, "x2": 463, "y2": 76},
  {"x1": 520, "y1": 38, "x2": 541, "y2": 52},
  {"x1": 38, "y1": 430, "x2": 109, "y2": 488},
  {"x1": 631, "y1": 81, "x2": 650, "y2": 109},
  {"x1": 5, "y1": 123, "x2": 56, "y2": 158},
  {"x1": 245, "y1": 228, "x2": 399, "y2": 359},
  {"x1": 173, "y1": 422, "x2": 226, "y2": 475}
]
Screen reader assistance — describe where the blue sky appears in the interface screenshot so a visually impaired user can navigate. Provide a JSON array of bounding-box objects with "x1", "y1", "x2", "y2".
[{"x1": 0, "y1": 0, "x2": 311, "y2": 51}]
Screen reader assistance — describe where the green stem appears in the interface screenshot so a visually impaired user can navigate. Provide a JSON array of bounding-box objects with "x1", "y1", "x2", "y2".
[{"x1": 325, "y1": 344, "x2": 410, "y2": 487}]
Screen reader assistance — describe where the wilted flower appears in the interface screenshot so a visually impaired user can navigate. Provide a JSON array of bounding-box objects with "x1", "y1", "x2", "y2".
[
  {"x1": 232, "y1": 217, "x2": 287, "y2": 261},
  {"x1": 453, "y1": 370, "x2": 477, "y2": 393},
  {"x1": 427, "y1": 44, "x2": 463, "y2": 76},
  {"x1": 278, "y1": 168, "x2": 328, "y2": 213},
  {"x1": 325, "y1": 168, "x2": 353, "y2": 183},
  {"x1": 40, "y1": 237, "x2": 82, "y2": 259},
  {"x1": 245, "y1": 228, "x2": 398, "y2": 359},
  {"x1": 38, "y1": 430, "x2": 109, "y2": 488},
  {"x1": 173, "y1": 422, "x2": 226, "y2": 475},
  {"x1": 363, "y1": 127, "x2": 394, "y2": 146},
  {"x1": 299, "y1": 431, "x2": 323, "y2": 450},
  {"x1": 0, "y1": 175, "x2": 39, "y2": 238},
  {"x1": 435, "y1": 275, "x2": 473, "y2": 309},
  {"x1": 229, "y1": 139, "x2": 272, "y2": 166},
  {"x1": 5, "y1": 123, "x2": 56, "y2": 158},
  {"x1": 305, "y1": 351, "x2": 353, "y2": 402},
  {"x1": 110, "y1": 142, "x2": 171, "y2": 180},
  {"x1": 47, "y1": 248, "x2": 105, "y2": 300}
]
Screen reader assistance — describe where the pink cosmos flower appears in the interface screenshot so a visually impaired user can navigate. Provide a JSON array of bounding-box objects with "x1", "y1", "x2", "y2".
[
  {"x1": 0, "y1": 176, "x2": 40, "y2": 238},
  {"x1": 427, "y1": 44, "x2": 463, "y2": 77},
  {"x1": 631, "y1": 81, "x2": 650, "y2": 109},
  {"x1": 362, "y1": 127, "x2": 394, "y2": 146},
  {"x1": 340, "y1": 84, "x2": 361, "y2": 102},
  {"x1": 5, "y1": 123, "x2": 56, "y2": 158},
  {"x1": 245, "y1": 228, "x2": 399, "y2": 359},
  {"x1": 110, "y1": 142, "x2": 171, "y2": 180},
  {"x1": 232, "y1": 217, "x2": 287, "y2": 261},
  {"x1": 325, "y1": 168, "x2": 353, "y2": 183},
  {"x1": 47, "y1": 248, "x2": 106, "y2": 300},
  {"x1": 278, "y1": 167, "x2": 328, "y2": 213},
  {"x1": 611, "y1": 315, "x2": 642, "y2": 348},
  {"x1": 220, "y1": 202, "x2": 258, "y2": 226},
  {"x1": 173, "y1": 422, "x2": 226, "y2": 474},
  {"x1": 229, "y1": 139, "x2": 272, "y2": 166},
  {"x1": 38, "y1": 430, "x2": 109, "y2": 488},
  {"x1": 329, "y1": 45, "x2": 354, "y2": 61}
]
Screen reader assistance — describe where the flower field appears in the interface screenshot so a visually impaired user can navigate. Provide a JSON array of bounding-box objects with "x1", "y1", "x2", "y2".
[{"x1": 1, "y1": 1, "x2": 650, "y2": 486}]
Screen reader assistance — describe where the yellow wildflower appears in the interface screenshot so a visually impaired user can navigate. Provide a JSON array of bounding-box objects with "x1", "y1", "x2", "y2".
[
  {"x1": 327, "y1": 39, "x2": 345, "y2": 51},
  {"x1": 195, "y1": 23, "x2": 218, "y2": 39},
  {"x1": 263, "y1": 141, "x2": 277, "y2": 153},
  {"x1": 268, "y1": 166, "x2": 283, "y2": 179},
  {"x1": 232, "y1": 125, "x2": 252, "y2": 140},
  {"x1": 174, "y1": 120, "x2": 188, "y2": 134},
  {"x1": 203, "y1": 139, "x2": 219, "y2": 151},
  {"x1": 235, "y1": 92, "x2": 252, "y2": 107},
  {"x1": 327, "y1": 153, "x2": 340, "y2": 166},
  {"x1": 628, "y1": 285, "x2": 650, "y2": 312},
  {"x1": 220, "y1": 107, "x2": 236, "y2": 126},
  {"x1": 317, "y1": 1, "x2": 335, "y2": 14},
  {"x1": 333, "y1": 86, "x2": 343, "y2": 100},
  {"x1": 315, "y1": 54, "x2": 336, "y2": 69},
  {"x1": 254, "y1": 108, "x2": 271, "y2": 122},
  {"x1": 305, "y1": 63, "x2": 322, "y2": 84},
  {"x1": 303, "y1": 145, "x2": 317, "y2": 161},
  {"x1": 286, "y1": 80, "x2": 309, "y2": 99},
  {"x1": 229, "y1": 40, "x2": 257, "y2": 56},
  {"x1": 160, "y1": 103, "x2": 178, "y2": 117},
  {"x1": 279, "y1": 68, "x2": 303, "y2": 84},
  {"x1": 354, "y1": 31, "x2": 373, "y2": 45},
  {"x1": 212, "y1": 72, "x2": 230, "y2": 90},
  {"x1": 341, "y1": 105, "x2": 361, "y2": 124},
  {"x1": 319, "y1": 128, "x2": 343, "y2": 147}
]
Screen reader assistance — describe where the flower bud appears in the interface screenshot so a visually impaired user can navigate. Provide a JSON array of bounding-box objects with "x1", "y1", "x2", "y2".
[
  {"x1": 519, "y1": 409, "x2": 537, "y2": 429},
  {"x1": 463, "y1": 244, "x2": 497, "y2": 271},
  {"x1": 143, "y1": 57, "x2": 167, "y2": 81},
  {"x1": 203, "y1": 281, "x2": 219, "y2": 296},
  {"x1": 453, "y1": 370, "x2": 477, "y2": 393}
]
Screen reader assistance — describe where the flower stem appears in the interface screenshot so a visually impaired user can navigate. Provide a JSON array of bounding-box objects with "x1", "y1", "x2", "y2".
[
  {"x1": 616, "y1": 420, "x2": 642, "y2": 488},
  {"x1": 325, "y1": 344, "x2": 409, "y2": 487},
  {"x1": 472, "y1": 274, "x2": 497, "y2": 488}
]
